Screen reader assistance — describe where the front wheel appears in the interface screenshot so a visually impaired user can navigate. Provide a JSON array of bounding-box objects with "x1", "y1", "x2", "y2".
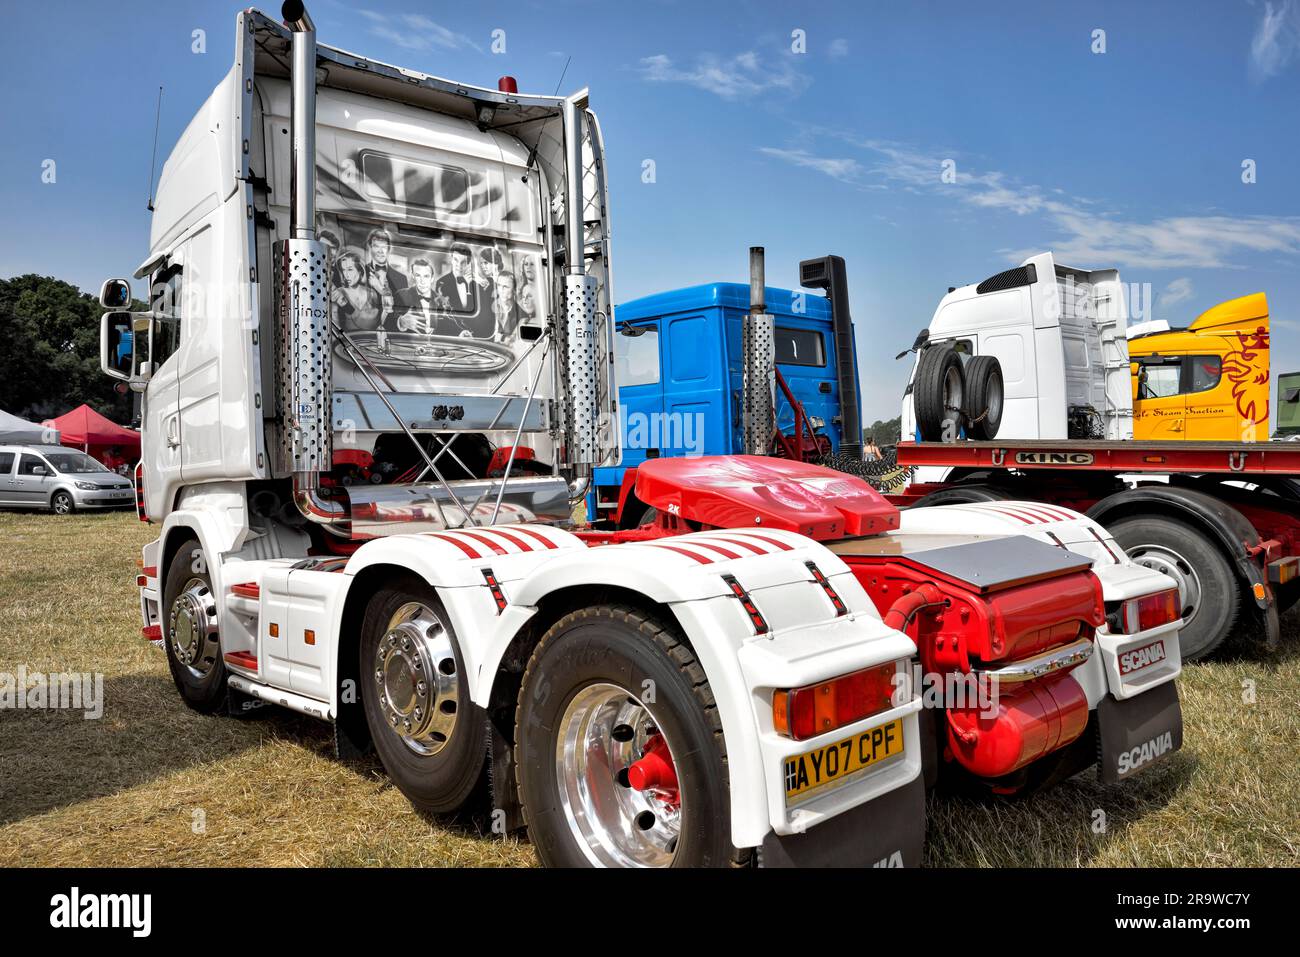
[
  {"x1": 1108, "y1": 515, "x2": 1237, "y2": 660},
  {"x1": 51, "y1": 491, "x2": 75, "y2": 515},
  {"x1": 162, "y1": 538, "x2": 228, "y2": 712},
  {"x1": 515, "y1": 605, "x2": 744, "y2": 868}
]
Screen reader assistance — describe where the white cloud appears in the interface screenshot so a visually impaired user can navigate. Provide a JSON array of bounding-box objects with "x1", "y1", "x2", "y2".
[
  {"x1": 758, "y1": 147, "x2": 863, "y2": 183},
  {"x1": 829, "y1": 38, "x2": 849, "y2": 59},
  {"x1": 1159, "y1": 277, "x2": 1195, "y2": 307},
  {"x1": 639, "y1": 49, "x2": 810, "y2": 99},
  {"x1": 358, "y1": 10, "x2": 481, "y2": 53},
  {"x1": 761, "y1": 131, "x2": 1300, "y2": 270},
  {"x1": 1250, "y1": 0, "x2": 1300, "y2": 80}
]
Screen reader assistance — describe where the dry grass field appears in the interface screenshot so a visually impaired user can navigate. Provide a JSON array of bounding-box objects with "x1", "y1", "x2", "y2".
[{"x1": 1, "y1": 509, "x2": 1296, "y2": 867}]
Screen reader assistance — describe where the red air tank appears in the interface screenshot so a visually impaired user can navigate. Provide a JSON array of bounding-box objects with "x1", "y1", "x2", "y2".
[{"x1": 945, "y1": 674, "x2": 1089, "y2": 779}]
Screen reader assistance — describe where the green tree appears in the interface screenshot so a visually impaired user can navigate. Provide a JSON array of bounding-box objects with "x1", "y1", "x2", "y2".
[
  {"x1": 0, "y1": 275, "x2": 132, "y2": 423},
  {"x1": 863, "y1": 415, "x2": 901, "y2": 445}
]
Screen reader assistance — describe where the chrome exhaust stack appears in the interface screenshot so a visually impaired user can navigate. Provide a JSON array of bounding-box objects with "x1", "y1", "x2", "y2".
[
  {"x1": 741, "y1": 246, "x2": 775, "y2": 455},
  {"x1": 277, "y1": 0, "x2": 344, "y2": 530},
  {"x1": 560, "y1": 93, "x2": 600, "y2": 474}
]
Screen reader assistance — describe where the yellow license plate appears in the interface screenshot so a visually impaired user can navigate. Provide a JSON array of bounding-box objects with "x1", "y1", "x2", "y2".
[{"x1": 784, "y1": 718, "x2": 904, "y2": 803}]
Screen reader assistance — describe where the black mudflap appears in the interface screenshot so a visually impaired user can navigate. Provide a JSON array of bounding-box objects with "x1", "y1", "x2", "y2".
[
  {"x1": 1096, "y1": 680, "x2": 1183, "y2": 784},
  {"x1": 759, "y1": 773, "x2": 926, "y2": 868}
]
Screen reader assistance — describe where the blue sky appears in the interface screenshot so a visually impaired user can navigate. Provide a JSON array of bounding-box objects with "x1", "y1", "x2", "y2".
[{"x1": 2, "y1": 0, "x2": 1299, "y2": 421}]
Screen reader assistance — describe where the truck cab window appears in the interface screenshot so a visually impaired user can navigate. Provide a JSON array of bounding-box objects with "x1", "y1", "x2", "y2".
[
  {"x1": 1189, "y1": 355, "x2": 1222, "y2": 394},
  {"x1": 1138, "y1": 358, "x2": 1180, "y2": 399},
  {"x1": 150, "y1": 263, "x2": 183, "y2": 367},
  {"x1": 616, "y1": 325, "x2": 660, "y2": 386},
  {"x1": 775, "y1": 328, "x2": 826, "y2": 367}
]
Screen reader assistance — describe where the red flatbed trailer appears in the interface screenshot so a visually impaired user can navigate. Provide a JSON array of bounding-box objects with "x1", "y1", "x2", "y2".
[{"x1": 890, "y1": 439, "x2": 1300, "y2": 659}]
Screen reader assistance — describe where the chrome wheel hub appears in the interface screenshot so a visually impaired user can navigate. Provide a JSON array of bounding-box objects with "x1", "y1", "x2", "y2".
[
  {"x1": 169, "y1": 578, "x2": 219, "y2": 678},
  {"x1": 556, "y1": 683, "x2": 682, "y2": 868},
  {"x1": 374, "y1": 602, "x2": 458, "y2": 755},
  {"x1": 1130, "y1": 545, "x2": 1201, "y2": 624}
]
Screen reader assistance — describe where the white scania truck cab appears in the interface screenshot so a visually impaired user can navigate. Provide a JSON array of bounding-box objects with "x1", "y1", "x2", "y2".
[{"x1": 97, "y1": 3, "x2": 929, "y2": 868}]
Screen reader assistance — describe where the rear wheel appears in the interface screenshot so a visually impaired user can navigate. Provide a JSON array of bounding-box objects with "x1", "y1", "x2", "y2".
[
  {"x1": 51, "y1": 491, "x2": 74, "y2": 515},
  {"x1": 162, "y1": 538, "x2": 228, "y2": 712},
  {"x1": 359, "y1": 580, "x2": 488, "y2": 814},
  {"x1": 913, "y1": 347, "x2": 965, "y2": 442},
  {"x1": 515, "y1": 605, "x2": 743, "y2": 868},
  {"x1": 1107, "y1": 515, "x2": 1237, "y2": 660}
]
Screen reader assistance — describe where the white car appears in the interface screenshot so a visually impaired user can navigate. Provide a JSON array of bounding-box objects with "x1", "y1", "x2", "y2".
[{"x1": 0, "y1": 445, "x2": 134, "y2": 514}]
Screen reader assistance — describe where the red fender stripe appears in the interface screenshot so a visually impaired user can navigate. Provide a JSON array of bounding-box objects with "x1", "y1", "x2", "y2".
[
  {"x1": 478, "y1": 526, "x2": 532, "y2": 551},
  {"x1": 513, "y1": 526, "x2": 559, "y2": 550},
  {"x1": 960, "y1": 503, "x2": 1034, "y2": 524},
  {"x1": 450, "y1": 530, "x2": 509, "y2": 556},
  {"x1": 427, "y1": 532, "x2": 482, "y2": 559},
  {"x1": 694, "y1": 535, "x2": 768, "y2": 555},
  {"x1": 645, "y1": 543, "x2": 714, "y2": 564},
  {"x1": 679, "y1": 539, "x2": 743, "y2": 560},
  {"x1": 727, "y1": 531, "x2": 795, "y2": 551}
]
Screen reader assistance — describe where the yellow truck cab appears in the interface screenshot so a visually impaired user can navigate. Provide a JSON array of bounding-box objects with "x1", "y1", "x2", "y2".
[{"x1": 1128, "y1": 293, "x2": 1270, "y2": 442}]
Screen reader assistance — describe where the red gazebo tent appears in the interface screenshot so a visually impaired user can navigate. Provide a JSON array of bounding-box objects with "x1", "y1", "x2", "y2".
[{"x1": 49, "y1": 404, "x2": 141, "y2": 466}]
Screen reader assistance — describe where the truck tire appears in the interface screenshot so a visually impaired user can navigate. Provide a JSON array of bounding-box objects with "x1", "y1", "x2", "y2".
[
  {"x1": 1107, "y1": 515, "x2": 1237, "y2": 660},
  {"x1": 515, "y1": 605, "x2": 744, "y2": 868},
  {"x1": 162, "y1": 537, "x2": 229, "y2": 713},
  {"x1": 914, "y1": 347, "x2": 965, "y2": 442},
  {"x1": 911, "y1": 484, "x2": 1012, "y2": 507},
  {"x1": 962, "y1": 355, "x2": 1003, "y2": 440},
  {"x1": 359, "y1": 579, "x2": 489, "y2": 814}
]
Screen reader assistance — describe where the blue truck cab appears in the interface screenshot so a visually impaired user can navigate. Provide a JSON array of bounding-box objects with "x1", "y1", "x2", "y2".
[{"x1": 591, "y1": 275, "x2": 861, "y2": 525}]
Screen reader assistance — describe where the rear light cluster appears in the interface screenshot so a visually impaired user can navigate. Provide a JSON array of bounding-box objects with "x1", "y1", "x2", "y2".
[
  {"x1": 805, "y1": 561, "x2": 847, "y2": 616},
  {"x1": 722, "y1": 574, "x2": 769, "y2": 635},
  {"x1": 1108, "y1": 588, "x2": 1181, "y2": 634},
  {"x1": 772, "y1": 661, "x2": 901, "y2": 741}
]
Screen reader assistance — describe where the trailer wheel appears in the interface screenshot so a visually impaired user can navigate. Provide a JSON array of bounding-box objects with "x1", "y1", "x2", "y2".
[
  {"x1": 1108, "y1": 516, "x2": 1237, "y2": 660},
  {"x1": 359, "y1": 580, "x2": 488, "y2": 814},
  {"x1": 161, "y1": 537, "x2": 228, "y2": 713},
  {"x1": 914, "y1": 347, "x2": 965, "y2": 442},
  {"x1": 962, "y1": 355, "x2": 1003, "y2": 440},
  {"x1": 515, "y1": 605, "x2": 743, "y2": 868}
]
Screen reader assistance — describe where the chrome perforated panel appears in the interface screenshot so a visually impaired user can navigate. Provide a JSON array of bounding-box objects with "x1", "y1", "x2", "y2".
[
  {"x1": 742, "y1": 312, "x2": 775, "y2": 455},
  {"x1": 277, "y1": 237, "x2": 333, "y2": 473},
  {"x1": 563, "y1": 273, "x2": 600, "y2": 464}
]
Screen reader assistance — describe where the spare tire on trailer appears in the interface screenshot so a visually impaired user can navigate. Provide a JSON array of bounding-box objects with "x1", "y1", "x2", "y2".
[
  {"x1": 963, "y1": 355, "x2": 1004, "y2": 440},
  {"x1": 913, "y1": 346, "x2": 965, "y2": 442}
]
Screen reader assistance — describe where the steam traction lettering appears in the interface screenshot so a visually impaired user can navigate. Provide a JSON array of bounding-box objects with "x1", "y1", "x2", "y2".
[
  {"x1": 784, "y1": 718, "x2": 904, "y2": 803},
  {"x1": 1116, "y1": 731, "x2": 1174, "y2": 776},
  {"x1": 1118, "y1": 639, "x2": 1167, "y2": 675}
]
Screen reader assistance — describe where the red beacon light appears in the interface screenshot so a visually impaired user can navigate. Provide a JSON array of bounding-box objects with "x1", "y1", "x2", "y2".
[{"x1": 498, "y1": 76, "x2": 518, "y2": 94}]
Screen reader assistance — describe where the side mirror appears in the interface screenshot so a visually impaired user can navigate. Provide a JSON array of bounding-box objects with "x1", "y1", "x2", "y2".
[
  {"x1": 100, "y1": 278, "x2": 133, "y2": 310},
  {"x1": 101, "y1": 311, "x2": 153, "y2": 387},
  {"x1": 31, "y1": 464, "x2": 47, "y2": 476}
]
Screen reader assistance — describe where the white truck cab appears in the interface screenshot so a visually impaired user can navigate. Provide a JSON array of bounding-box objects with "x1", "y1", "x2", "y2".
[{"x1": 901, "y1": 251, "x2": 1133, "y2": 442}]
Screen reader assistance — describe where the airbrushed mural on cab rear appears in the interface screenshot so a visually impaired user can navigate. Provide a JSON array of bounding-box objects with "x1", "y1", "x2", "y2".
[{"x1": 1130, "y1": 292, "x2": 1270, "y2": 442}]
